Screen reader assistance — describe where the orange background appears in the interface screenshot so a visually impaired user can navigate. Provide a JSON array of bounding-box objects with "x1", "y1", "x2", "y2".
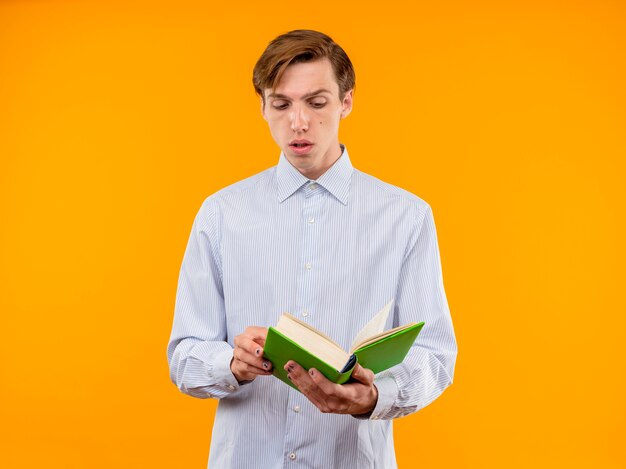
[{"x1": 1, "y1": 0, "x2": 624, "y2": 467}]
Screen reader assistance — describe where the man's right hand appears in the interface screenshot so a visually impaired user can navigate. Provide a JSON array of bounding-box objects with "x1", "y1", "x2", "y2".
[{"x1": 230, "y1": 326, "x2": 273, "y2": 383}]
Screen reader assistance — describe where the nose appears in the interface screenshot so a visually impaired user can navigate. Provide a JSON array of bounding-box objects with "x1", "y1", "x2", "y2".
[{"x1": 290, "y1": 105, "x2": 309, "y2": 133}]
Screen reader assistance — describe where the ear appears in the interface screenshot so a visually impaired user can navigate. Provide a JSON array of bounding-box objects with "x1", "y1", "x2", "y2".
[{"x1": 340, "y1": 89, "x2": 354, "y2": 119}]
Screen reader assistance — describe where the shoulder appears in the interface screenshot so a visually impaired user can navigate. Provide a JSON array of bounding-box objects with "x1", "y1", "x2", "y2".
[
  {"x1": 352, "y1": 169, "x2": 431, "y2": 222},
  {"x1": 198, "y1": 166, "x2": 276, "y2": 212},
  {"x1": 212, "y1": 166, "x2": 276, "y2": 202}
]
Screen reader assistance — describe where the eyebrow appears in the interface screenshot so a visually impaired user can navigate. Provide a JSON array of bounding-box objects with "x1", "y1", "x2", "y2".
[{"x1": 267, "y1": 88, "x2": 332, "y2": 100}]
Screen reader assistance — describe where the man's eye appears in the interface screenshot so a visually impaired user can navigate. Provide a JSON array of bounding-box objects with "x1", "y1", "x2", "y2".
[
  {"x1": 310, "y1": 101, "x2": 326, "y2": 108},
  {"x1": 272, "y1": 102, "x2": 289, "y2": 110}
]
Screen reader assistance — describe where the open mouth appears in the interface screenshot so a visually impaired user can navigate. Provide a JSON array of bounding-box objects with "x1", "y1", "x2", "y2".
[{"x1": 289, "y1": 141, "x2": 313, "y2": 155}]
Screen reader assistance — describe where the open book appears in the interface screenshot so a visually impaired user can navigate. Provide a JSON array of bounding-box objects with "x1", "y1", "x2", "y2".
[{"x1": 263, "y1": 300, "x2": 425, "y2": 389}]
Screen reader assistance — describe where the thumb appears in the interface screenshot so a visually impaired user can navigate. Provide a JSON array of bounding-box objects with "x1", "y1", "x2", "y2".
[{"x1": 352, "y1": 363, "x2": 374, "y2": 385}]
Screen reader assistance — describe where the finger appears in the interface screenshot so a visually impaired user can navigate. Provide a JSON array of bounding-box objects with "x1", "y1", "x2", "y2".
[
  {"x1": 285, "y1": 362, "x2": 328, "y2": 410},
  {"x1": 235, "y1": 335, "x2": 267, "y2": 358},
  {"x1": 239, "y1": 361, "x2": 272, "y2": 376},
  {"x1": 233, "y1": 347, "x2": 273, "y2": 372},
  {"x1": 308, "y1": 368, "x2": 341, "y2": 396},
  {"x1": 286, "y1": 362, "x2": 336, "y2": 398},
  {"x1": 308, "y1": 369, "x2": 357, "y2": 413},
  {"x1": 243, "y1": 326, "x2": 268, "y2": 346},
  {"x1": 234, "y1": 361, "x2": 273, "y2": 381}
]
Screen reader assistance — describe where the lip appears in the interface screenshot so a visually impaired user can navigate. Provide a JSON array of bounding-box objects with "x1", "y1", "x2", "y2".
[{"x1": 288, "y1": 139, "x2": 314, "y2": 156}]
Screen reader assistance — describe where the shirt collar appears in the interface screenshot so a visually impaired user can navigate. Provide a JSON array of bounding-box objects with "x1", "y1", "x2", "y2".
[{"x1": 276, "y1": 145, "x2": 353, "y2": 205}]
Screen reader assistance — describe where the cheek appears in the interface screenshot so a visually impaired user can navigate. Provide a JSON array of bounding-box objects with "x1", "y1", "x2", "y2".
[
  {"x1": 267, "y1": 117, "x2": 287, "y2": 134},
  {"x1": 319, "y1": 113, "x2": 341, "y2": 129}
]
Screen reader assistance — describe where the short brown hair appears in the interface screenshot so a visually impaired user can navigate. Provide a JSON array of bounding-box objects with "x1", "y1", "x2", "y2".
[{"x1": 253, "y1": 30, "x2": 355, "y2": 100}]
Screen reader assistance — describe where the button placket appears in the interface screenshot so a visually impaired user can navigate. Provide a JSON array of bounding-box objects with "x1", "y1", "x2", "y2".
[
  {"x1": 284, "y1": 187, "x2": 325, "y2": 465},
  {"x1": 283, "y1": 391, "x2": 304, "y2": 464},
  {"x1": 296, "y1": 185, "x2": 324, "y2": 321}
]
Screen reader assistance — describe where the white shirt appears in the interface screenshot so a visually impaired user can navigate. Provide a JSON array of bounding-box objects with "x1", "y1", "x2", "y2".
[{"x1": 167, "y1": 147, "x2": 457, "y2": 468}]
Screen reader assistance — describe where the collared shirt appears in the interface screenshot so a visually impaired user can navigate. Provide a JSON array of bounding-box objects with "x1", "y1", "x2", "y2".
[{"x1": 167, "y1": 147, "x2": 457, "y2": 468}]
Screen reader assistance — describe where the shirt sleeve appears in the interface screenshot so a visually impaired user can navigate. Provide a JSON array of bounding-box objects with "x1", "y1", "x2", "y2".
[
  {"x1": 366, "y1": 203, "x2": 457, "y2": 420},
  {"x1": 166, "y1": 197, "x2": 241, "y2": 399}
]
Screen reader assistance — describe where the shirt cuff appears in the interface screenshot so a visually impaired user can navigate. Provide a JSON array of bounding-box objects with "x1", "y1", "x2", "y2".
[
  {"x1": 369, "y1": 375, "x2": 398, "y2": 420},
  {"x1": 210, "y1": 347, "x2": 241, "y2": 393}
]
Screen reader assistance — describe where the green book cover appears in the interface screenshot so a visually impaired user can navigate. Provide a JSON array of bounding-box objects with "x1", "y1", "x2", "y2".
[
  {"x1": 264, "y1": 327, "x2": 354, "y2": 390},
  {"x1": 262, "y1": 302, "x2": 425, "y2": 390},
  {"x1": 353, "y1": 323, "x2": 424, "y2": 374}
]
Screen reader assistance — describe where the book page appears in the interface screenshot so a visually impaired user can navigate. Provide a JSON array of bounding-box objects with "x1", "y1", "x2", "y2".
[
  {"x1": 349, "y1": 300, "x2": 394, "y2": 353},
  {"x1": 276, "y1": 313, "x2": 349, "y2": 370},
  {"x1": 352, "y1": 322, "x2": 418, "y2": 351}
]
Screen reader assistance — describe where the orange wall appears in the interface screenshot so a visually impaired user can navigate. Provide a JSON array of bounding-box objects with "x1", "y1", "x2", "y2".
[{"x1": 1, "y1": 1, "x2": 624, "y2": 467}]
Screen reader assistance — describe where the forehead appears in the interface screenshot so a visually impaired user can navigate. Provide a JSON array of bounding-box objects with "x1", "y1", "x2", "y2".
[{"x1": 269, "y1": 58, "x2": 339, "y2": 98}]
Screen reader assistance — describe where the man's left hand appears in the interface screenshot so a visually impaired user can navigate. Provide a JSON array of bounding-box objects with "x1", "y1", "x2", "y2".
[{"x1": 284, "y1": 361, "x2": 378, "y2": 415}]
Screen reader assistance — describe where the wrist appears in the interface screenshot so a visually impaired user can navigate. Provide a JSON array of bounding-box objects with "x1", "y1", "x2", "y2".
[
  {"x1": 230, "y1": 357, "x2": 245, "y2": 383},
  {"x1": 366, "y1": 383, "x2": 379, "y2": 413},
  {"x1": 353, "y1": 384, "x2": 378, "y2": 417}
]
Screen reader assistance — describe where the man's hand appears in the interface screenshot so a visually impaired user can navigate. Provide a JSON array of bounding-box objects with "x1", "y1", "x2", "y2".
[
  {"x1": 284, "y1": 361, "x2": 378, "y2": 415},
  {"x1": 230, "y1": 326, "x2": 273, "y2": 383}
]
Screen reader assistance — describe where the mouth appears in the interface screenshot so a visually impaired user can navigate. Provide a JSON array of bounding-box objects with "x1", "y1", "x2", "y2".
[{"x1": 289, "y1": 140, "x2": 314, "y2": 155}]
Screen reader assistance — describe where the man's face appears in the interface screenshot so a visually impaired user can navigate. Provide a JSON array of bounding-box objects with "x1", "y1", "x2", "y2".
[{"x1": 262, "y1": 58, "x2": 353, "y2": 180}]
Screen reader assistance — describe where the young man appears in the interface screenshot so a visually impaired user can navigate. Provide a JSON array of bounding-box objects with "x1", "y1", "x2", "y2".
[{"x1": 168, "y1": 30, "x2": 457, "y2": 468}]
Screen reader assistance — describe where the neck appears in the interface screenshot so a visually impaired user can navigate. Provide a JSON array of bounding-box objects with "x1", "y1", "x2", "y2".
[{"x1": 288, "y1": 144, "x2": 343, "y2": 180}]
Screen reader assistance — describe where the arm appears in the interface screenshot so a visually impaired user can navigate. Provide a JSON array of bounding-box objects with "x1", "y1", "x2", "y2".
[
  {"x1": 166, "y1": 198, "x2": 271, "y2": 399},
  {"x1": 367, "y1": 204, "x2": 457, "y2": 420},
  {"x1": 288, "y1": 204, "x2": 456, "y2": 419}
]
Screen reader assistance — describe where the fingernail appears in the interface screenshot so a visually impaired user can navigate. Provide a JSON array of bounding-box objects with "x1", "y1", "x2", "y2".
[
  {"x1": 287, "y1": 363, "x2": 294, "y2": 372},
  {"x1": 287, "y1": 374, "x2": 292, "y2": 381},
  {"x1": 255, "y1": 348, "x2": 261, "y2": 356},
  {"x1": 262, "y1": 360, "x2": 270, "y2": 370},
  {"x1": 309, "y1": 369, "x2": 315, "y2": 377}
]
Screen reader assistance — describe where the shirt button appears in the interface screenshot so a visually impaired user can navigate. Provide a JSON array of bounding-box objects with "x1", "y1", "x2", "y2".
[
  {"x1": 289, "y1": 452, "x2": 296, "y2": 460},
  {"x1": 301, "y1": 310, "x2": 309, "y2": 317},
  {"x1": 305, "y1": 263, "x2": 312, "y2": 270},
  {"x1": 372, "y1": 415, "x2": 380, "y2": 420},
  {"x1": 307, "y1": 217, "x2": 315, "y2": 224},
  {"x1": 293, "y1": 405, "x2": 301, "y2": 413},
  {"x1": 227, "y1": 384, "x2": 236, "y2": 391}
]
